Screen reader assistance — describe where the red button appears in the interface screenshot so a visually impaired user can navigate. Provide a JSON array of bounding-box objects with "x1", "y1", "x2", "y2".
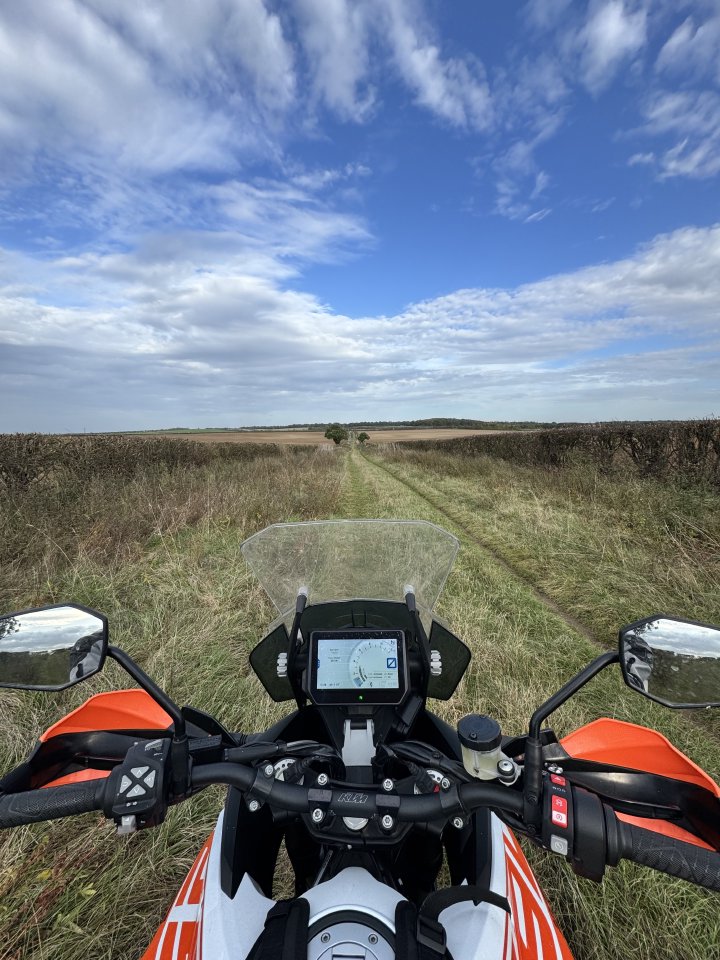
[
  {"x1": 550, "y1": 774, "x2": 566, "y2": 786},
  {"x1": 551, "y1": 810, "x2": 568, "y2": 827},
  {"x1": 552, "y1": 796, "x2": 567, "y2": 812}
]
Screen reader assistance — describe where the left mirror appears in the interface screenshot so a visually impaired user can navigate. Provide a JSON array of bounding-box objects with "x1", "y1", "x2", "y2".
[{"x1": 0, "y1": 604, "x2": 108, "y2": 690}]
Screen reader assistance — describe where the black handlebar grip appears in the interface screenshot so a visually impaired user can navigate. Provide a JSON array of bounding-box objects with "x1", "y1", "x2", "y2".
[
  {"x1": 0, "y1": 780, "x2": 106, "y2": 828},
  {"x1": 617, "y1": 820, "x2": 720, "y2": 893}
]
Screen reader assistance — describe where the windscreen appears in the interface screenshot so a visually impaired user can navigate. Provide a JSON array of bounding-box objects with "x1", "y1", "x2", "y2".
[{"x1": 241, "y1": 520, "x2": 459, "y2": 615}]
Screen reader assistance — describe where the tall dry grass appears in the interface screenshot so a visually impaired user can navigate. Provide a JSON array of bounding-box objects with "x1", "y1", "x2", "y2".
[{"x1": 0, "y1": 445, "x2": 344, "y2": 959}]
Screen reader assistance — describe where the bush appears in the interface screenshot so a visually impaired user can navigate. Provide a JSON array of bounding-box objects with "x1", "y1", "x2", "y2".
[{"x1": 324, "y1": 424, "x2": 348, "y2": 445}]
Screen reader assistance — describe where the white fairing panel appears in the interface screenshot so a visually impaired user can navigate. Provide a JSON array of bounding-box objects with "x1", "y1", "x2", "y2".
[
  {"x1": 198, "y1": 811, "x2": 540, "y2": 960},
  {"x1": 201, "y1": 811, "x2": 275, "y2": 959},
  {"x1": 442, "y1": 813, "x2": 509, "y2": 960}
]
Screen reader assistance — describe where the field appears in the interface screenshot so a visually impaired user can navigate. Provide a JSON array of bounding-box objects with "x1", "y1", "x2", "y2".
[
  {"x1": 133, "y1": 427, "x2": 518, "y2": 444},
  {"x1": 0, "y1": 440, "x2": 719, "y2": 959}
]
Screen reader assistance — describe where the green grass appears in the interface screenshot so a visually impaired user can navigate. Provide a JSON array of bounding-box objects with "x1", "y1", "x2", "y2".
[{"x1": 0, "y1": 445, "x2": 718, "y2": 959}]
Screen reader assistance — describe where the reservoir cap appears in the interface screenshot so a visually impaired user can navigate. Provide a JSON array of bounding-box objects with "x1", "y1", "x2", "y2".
[{"x1": 457, "y1": 714, "x2": 501, "y2": 752}]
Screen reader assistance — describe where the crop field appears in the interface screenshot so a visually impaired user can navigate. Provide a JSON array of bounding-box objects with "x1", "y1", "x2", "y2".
[
  {"x1": 134, "y1": 427, "x2": 517, "y2": 444},
  {"x1": 0, "y1": 437, "x2": 719, "y2": 959}
]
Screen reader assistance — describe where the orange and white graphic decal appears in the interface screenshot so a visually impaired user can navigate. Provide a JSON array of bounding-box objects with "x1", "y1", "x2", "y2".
[
  {"x1": 502, "y1": 830, "x2": 574, "y2": 960},
  {"x1": 140, "y1": 836, "x2": 212, "y2": 960}
]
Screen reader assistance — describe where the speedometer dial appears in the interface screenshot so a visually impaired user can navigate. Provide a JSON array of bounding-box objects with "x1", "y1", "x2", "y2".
[{"x1": 348, "y1": 638, "x2": 399, "y2": 689}]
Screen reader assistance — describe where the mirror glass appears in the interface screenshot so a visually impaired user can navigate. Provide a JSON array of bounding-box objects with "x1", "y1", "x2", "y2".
[
  {"x1": 0, "y1": 605, "x2": 107, "y2": 690},
  {"x1": 620, "y1": 616, "x2": 720, "y2": 707}
]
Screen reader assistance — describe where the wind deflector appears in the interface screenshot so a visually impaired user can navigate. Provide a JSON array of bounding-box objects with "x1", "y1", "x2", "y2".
[{"x1": 241, "y1": 520, "x2": 459, "y2": 614}]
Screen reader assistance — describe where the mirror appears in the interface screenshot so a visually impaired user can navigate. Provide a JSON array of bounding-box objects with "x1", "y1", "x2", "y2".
[
  {"x1": 0, "y1": 604, "x2": 107, "y2": 690},
  {"x1": 620, "y1": 615, "x2": 720, "y2": 708}
]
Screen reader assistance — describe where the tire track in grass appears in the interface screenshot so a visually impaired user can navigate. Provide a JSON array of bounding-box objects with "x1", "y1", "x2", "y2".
[{"x1": 359, "y1": 451, "x2": 600, "y2": 648}]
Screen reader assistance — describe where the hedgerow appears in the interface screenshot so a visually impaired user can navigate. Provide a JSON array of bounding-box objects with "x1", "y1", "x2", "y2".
[
  {"x1": 401, "y1": 420, "x2": 720, "y2": 485},
  {"x1": 0, "y1": 434, "x2": 290, "y2": 492}
]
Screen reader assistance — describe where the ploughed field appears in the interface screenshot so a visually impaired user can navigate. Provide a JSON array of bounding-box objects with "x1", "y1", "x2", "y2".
[
  {"x1": 133, "y1": 427, "x2": 519, "y2": 444},
  {"x1": 0, "y1": 440, "x2": 718, "y2": 960}
]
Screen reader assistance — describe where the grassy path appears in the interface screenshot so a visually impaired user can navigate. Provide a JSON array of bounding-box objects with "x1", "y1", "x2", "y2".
[
  {"x1": 359, "y1": 451, "x2": 599, "y2": 646},
  {"x1": 0, "y1": 447, "x2": 717, "y2": 960},
  {"x1": 339, "y1": 449, "x2": 719, "y2": 960}
]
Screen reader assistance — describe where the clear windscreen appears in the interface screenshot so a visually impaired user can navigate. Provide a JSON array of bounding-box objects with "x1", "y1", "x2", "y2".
[{"x1": 241, "y1": 520, "x2": 459, "y2": 615}]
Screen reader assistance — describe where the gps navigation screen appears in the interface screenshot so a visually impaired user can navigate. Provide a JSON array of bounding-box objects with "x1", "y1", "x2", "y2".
[{"x1": 317, "y1": 635, "x2": 399, "y2": 690}]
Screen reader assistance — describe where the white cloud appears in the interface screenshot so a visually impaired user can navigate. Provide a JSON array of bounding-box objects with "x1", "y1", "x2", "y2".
[
  {"x1": 576, "y1": 1, "x2": 648, "y2": 94},
  {"x1": 294, "y1": 0, "x2": 375, "y2": 121},
  {"x1": 656, "y1": 14, "x2": 720, "y2": 83},
  {"x1": 628, "y1": 151, "x2": 655, "y2": 166},
  {"x1": 640, "y1": 90, "x2": 720, "y2": 179},
  {"x1": 0, "y1": 1, "x2": 247, "y2": 175},
  {"x1": 2, "y1": 223, "x2": 719, "y2": 428},
  {"x1": 381, "y1": 0, "x2": 492, "y2": 130},
  {"x1": 525, "y1": 207, "x2": 551, "y2": 223}
]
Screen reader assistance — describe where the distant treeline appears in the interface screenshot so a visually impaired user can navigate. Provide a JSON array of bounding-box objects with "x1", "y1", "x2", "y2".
[
  {"x1": 107, "y1": 418, "x2": 560, "y2": 433},
  {"x1": 0, "y1": 434, "x2": 304, "y2": 492},
  {"x1": 401, "y1": 420, "x2": 720, "y2": 485}
]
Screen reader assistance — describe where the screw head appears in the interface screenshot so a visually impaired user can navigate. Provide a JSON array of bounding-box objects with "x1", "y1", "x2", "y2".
[
  {"x1": 452, "y1": 816, "x2": 464, "y2": 829},
  {"x1": 316, "y1": 772, "x2": 329, "y2": 787},
  {"x1": 320, "y1": 932, "x2": 331, "y2": 944},
  {"x1": 382, "y1": 778, "x2": 394, "y2": 792},
  {"x1": 497, "y1": 759, "x2": 514, "y2": 775},
  {"x1": 248, "y1": 799, "x2": 260, "y2": 813},
  {"x1": 264, "y1": 763, "x2": 275, "y2": 778},
  {"x1": 381, "y1": 814, "x2": 394, "y2": 830},
  {"x1": 368, "y1": 934, "x2": 378, "y2": 945},
  {"x1": 440, "y1": 777, "x2": 451, "y2": 791},
  {"x1": 311, "y1": 807, "x2": 324, "y2": 824}
]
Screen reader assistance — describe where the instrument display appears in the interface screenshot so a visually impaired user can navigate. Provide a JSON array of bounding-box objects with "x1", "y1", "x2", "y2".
[{"x1": 308, "y1": 629, "x2": 407, "y2": 705}]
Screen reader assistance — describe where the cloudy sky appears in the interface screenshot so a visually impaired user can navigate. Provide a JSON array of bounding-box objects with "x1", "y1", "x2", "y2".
[{"x1": 1, "y1": 0, "x2": 719, "y2": 430}]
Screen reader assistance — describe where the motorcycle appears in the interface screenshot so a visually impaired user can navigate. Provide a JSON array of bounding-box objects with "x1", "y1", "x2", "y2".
[{"x1": 0, "y1": 519, "x2": 718, "y2": 960}]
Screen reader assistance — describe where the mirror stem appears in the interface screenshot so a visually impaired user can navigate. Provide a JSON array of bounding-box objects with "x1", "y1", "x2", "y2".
[
  {"x1": 523, "y1": 650, "x2": 619, "y2": 827},
  {"x1": 108, "y1": 646, "x2": 185, "y2": 739}
]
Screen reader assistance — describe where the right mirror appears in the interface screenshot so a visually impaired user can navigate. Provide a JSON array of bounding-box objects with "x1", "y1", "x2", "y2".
[{"x1": 619, "y1": 614, "x2": 720, "y2": 708}]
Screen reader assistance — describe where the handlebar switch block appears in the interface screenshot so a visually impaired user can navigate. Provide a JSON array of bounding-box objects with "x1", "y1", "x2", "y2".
[
  {"x1": 105, "y1": 738, "x2": 171, "y2": 832},
  {"x1": 541, "y1": 771, "x2": 574, "y2": 863}
]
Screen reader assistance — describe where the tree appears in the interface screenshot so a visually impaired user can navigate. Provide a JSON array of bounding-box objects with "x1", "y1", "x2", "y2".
[
  {"x1": 357, "y1": 432, "x2": 369, "y2": 445},
  {"x1": 324, "y1": 424, "x2": 348, "y2": 445}
]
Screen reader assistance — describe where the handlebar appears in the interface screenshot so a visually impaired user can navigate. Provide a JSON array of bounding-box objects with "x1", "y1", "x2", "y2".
[
  {"x1": 615, "y1": 818, "x2": 720, "y2": 893},
  {"x1": 2, "y1": 755, "x2": 719, "y2": 894},
  {"x1": 0, "y1": 779, "x2": 106, "y2": 828},
  {"x1": 190, "y1": 762, "x2": 525, "y2": 821}
]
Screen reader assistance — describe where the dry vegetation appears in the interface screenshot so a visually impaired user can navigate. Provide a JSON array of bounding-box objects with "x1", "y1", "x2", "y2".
[
  {"x1": 402, "y1": 419, "x2": 720, "y2": 485},
  {"x1": 0, "y1": 429, "x2": 718, "y2": 959}
]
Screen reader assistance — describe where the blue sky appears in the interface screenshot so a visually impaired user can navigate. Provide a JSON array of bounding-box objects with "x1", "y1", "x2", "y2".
[{"x1": 1, "y1": 0, "x2": 719, "y2": 430}]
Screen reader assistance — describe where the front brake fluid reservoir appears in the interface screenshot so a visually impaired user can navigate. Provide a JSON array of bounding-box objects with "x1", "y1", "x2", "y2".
[{"x1": 457, "y1": 714, "x2": 503, "y2": 780}]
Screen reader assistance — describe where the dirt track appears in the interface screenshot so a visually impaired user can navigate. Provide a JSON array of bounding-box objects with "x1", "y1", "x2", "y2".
[{"x1": 140, "y1": 428, "x2": 514, "y2": 446}]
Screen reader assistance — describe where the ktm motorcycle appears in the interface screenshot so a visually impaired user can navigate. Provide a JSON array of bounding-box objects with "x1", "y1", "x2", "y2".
[{"x1": 0, "y1": 520, "x2": 718, "y2": 960}]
